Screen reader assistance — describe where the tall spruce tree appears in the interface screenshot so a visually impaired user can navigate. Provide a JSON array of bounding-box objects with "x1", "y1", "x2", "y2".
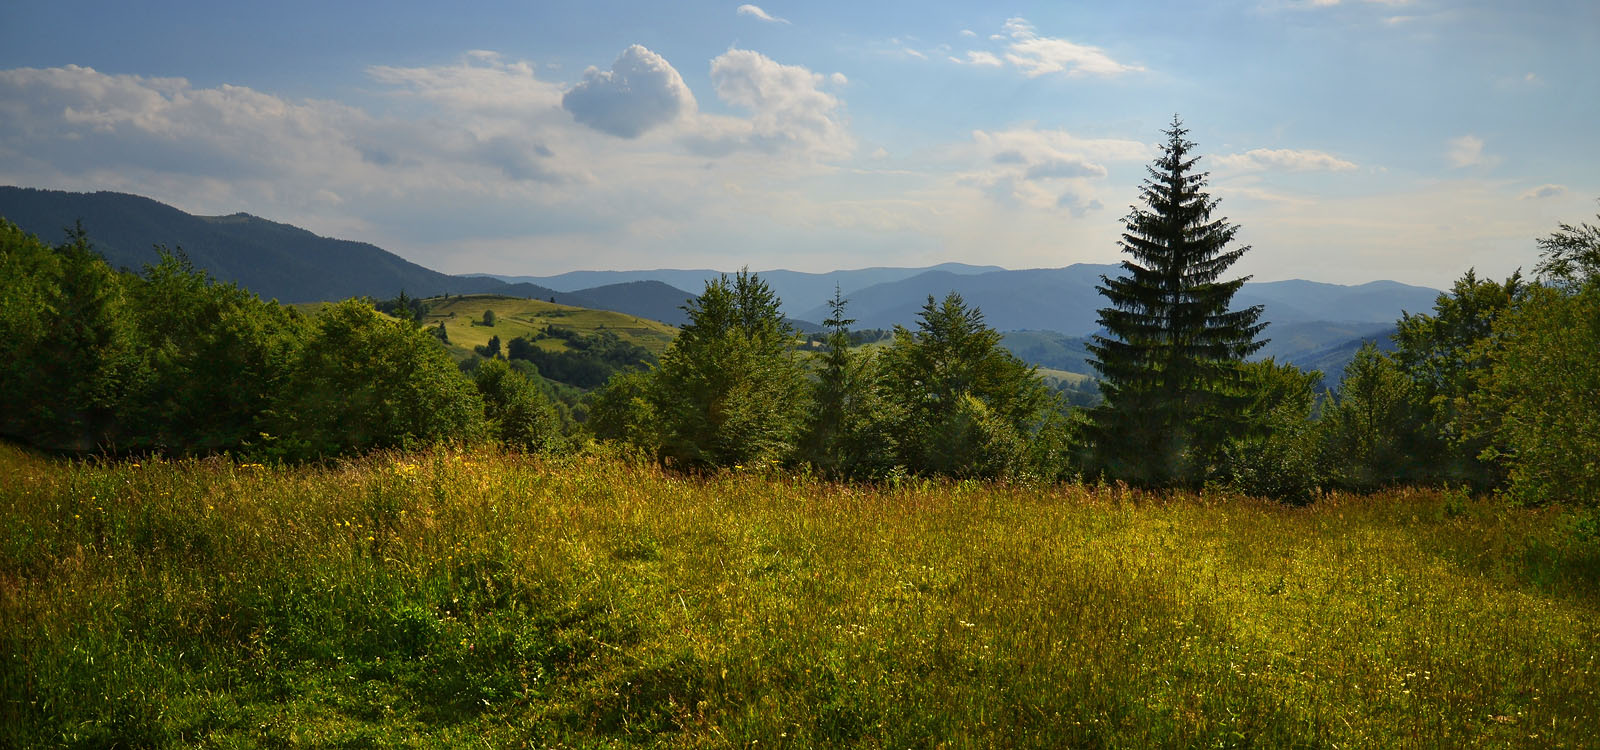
[{"x1": 1086, "y1": 117, "x2": 1266, "y2": 486}]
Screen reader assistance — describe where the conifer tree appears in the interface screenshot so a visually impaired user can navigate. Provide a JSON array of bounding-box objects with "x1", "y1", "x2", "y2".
[
  {"x1": 650, "y1": 269, "x2": 808, "y2": 469},
  {"x1": 1086, "y1": 117, "x2": 1266, "y2": 486}
]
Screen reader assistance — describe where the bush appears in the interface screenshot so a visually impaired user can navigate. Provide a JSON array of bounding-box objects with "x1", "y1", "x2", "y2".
[
  {"x1": 273, "y1": 299, "x2": 486, "y2": 457},
  {"x1": 474, "y1": 358, "x2": 563, "y2": 453},
  {"x1": 1471, "y1": 283, "x2": 1600, "y2": 506}
]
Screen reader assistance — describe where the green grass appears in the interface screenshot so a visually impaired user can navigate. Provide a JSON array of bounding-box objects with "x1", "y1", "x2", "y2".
[
  {"x1": 2, "y1": 443, "x2": 1597, "y2": 747},
  {"x1": 424, "y1": 294, "x2": 678, "y2": 360}
]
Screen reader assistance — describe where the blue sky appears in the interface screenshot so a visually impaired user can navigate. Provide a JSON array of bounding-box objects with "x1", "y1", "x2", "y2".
[{"x1": 2, "y1": 0, "x2": 1595, "y2": 287}]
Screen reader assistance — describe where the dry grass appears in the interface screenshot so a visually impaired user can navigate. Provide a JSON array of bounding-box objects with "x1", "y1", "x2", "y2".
[{"x1": 1, "y1": 442, "x2": 1596, "y2": 747}]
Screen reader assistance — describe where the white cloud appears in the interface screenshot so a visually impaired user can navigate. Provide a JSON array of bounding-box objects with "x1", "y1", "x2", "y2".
[
  {"x1": 1215, "y1": 148, "x2": 1358, "y2": 172},
  {"x1": 561, "y1": 45, "x2": 696, "y2": 138},
  {"x1": 956, "y1": 51, "x2": 1004, "y2": 67},
  {"x1": 1446, "y1": 135, "x2": 1487, "y2": 167},
  {"x1": 736, "y1": 4, "x2": 789, "y2": 24},
  {"x1": 1519, "y1": 184, "x2": 1566, "y2": 200},
  {"x1": 830, "y1": 72, "x2": 848, "y2": 86},
  {"x1": 998, "y1": 17, "x2": 1144, "y2": 78},
  {"x1": 685, "y1": 48, "x2": 853, "y2": 160},
  {"x1": 951, "y1": 127, "x2": 1149, "y2": 212},
  {"x1": 959, "y1": 29, "x2": 977, "y2": 38}
]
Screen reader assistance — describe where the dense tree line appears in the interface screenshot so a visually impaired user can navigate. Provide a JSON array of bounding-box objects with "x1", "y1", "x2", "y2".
[
  {"x1": 505, "y1": 327, "x2": 655, "y2": 389},
  {"x1": 0, "y1": 220, "x2": 561, "y2": 459},
  {"x1": 3, "y1": 126, "x2": 1596, "y2": 507}
]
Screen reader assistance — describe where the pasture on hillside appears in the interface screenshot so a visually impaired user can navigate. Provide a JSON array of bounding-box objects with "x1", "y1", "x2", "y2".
[
  {"x1": 424, "y1": 294, "x2": 678, "y2": 360},
  {"x1": 1, "y1": 443, "x2": 1596, "y2": 747}
]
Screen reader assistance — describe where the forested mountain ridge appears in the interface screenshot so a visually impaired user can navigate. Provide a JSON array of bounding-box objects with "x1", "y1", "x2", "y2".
[{"x1": 0, "y1": 187, "x2": 697, "y2": 323}]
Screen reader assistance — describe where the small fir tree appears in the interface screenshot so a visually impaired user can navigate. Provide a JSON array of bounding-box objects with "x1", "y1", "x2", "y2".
[{"x1": 1087, "y1": 116, "x2": 1267, "y2": 486}]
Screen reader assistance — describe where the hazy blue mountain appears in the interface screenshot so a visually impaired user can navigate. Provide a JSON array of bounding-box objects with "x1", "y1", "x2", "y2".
[
  {"x1": 473, "y1": 262, "x2": 1005, "y2": 316},
  {"x1": 1291, "y1": 327, "x2": 1401, "y2": 390},
  {"x1": 1001, "y1": 330, "x2": 1096, "y2": 374},
  {"x1": 1253, "y1": 321, "x2": 1396, "y2": 364},
  {"x1": 802, "y1": 266, "x2": 1115, "y2": 332},
  {"x1": 559, "y1": 280, "x2": 695, "y2": 326},
  {"x1": 998, "y1": 324, "x2": 1400, "y2": 394},
  {"x1": 1234, "y1": 279, "x2": 1441, "y2": 325},
  {"x1": 804, "y1": 265, "x2": 1439, "y2": 337}
]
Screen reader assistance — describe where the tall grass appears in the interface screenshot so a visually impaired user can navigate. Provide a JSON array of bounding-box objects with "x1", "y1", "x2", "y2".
[{"x1": 1, "y1": 442, "x2": 1596, "y2": 747}]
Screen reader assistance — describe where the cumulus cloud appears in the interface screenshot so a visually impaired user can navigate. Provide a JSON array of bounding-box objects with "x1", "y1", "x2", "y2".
[
  {"x1": 736, "y1": 4, "x2": 789, "y2": 24},
  {"x1": 685, "y1": 49, "x2": 852, "y2": 160},
  {"x1": 1446, "y1": 135, "x2": 1487, "y2": 167},
  {"x1": 1215, "y1": 148, "x2": 1358, "y2": 172},
  {"x1": 1519, "y1": 184, "x2": 1566, "y2": 200},
  {"x1": 998, "y1": 18, "x2": 1144, "y2": 78},
  {"x1": 561, "y1": 45, "x2": 696, "y2": 138}
]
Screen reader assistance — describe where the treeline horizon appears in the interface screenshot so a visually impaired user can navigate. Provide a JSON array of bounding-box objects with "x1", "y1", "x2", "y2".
[{"x1": 2, "y1": 122, "x2": 1596, "y2": 507}]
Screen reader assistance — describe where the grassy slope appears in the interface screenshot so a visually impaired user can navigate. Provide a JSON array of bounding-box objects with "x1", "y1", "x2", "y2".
[
  {"x1": 423, "y1": 294, "x2": 678, "y2": 360},
  {"x1": 2, "y1": 444, "x2": 1596, "y2": 747}
]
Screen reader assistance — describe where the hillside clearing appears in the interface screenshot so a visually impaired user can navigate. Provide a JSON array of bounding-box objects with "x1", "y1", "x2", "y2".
[
  {"x1": 2, "y1": 445, "x2": 1596, "y2": 747},
  {"x1": 424, "y1": 294, "x2": 678, "y2": 359}
]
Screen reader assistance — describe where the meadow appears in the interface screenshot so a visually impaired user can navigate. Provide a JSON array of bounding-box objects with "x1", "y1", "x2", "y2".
[
  {"x1": 424, "y1": 295, "x2": 679, "y2": 360},
  {"x1": 2, "y1": 442, "x2": 1596, "y2": 748}
]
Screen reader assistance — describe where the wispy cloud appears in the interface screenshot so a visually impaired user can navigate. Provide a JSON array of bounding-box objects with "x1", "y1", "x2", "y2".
[
  {"x1": 1215, "y1": 148, "x2": 1357, "y2": 172},
  {"x1": 1519, "y1": 184, "x2": 1566, "y2": 200},
  {"x1": 951, "y1": 51, "x2": 1003, "y2": 67},
  {"x1": 981, "y1": 18, "x2": 1144, "y2": 78},
  {"x1": 1446, "y1": 135, "x2": 1488, "y2": 167},
  {"x1": 736, "y1": 4, "x2": 789, "y2": 24}
]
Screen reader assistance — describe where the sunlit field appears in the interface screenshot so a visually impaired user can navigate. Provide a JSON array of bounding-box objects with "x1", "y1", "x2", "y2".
[{"x1": 2, "y1": 442, "x2": 1596, "y2": 748}]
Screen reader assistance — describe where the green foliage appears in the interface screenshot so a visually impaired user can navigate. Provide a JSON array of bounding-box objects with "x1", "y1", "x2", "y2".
[
  {"x1": 1470, "y1": 283, "x2": 1600, "y2": 506},
  {"x1": 1532, "y1": 204, "x2": 1600, "y2": 287},
  {"x1": 1319, "y1": 343, "x2": 1427, "y2": 491},
  {"x1": 1086, "y1": 118, "x2": 1267, "y2": 486},
  {"x1": 0, "y1": 221, "x2": 142, "y2": 451},
  {"x1": 1220, "y1": 359, "x2": 1324, "y2": 502},
  {"x1": 801, "y1": 287, "x2": 897, "y2": 479},
  {"x1": 481, "y1": 308, "x2": 496, "y2": 327},
  {"x1": 274, "y1": 299, "x2": 486, "y2": 457},
  {"x1": 648, "y1": 270, "x2": 808, "y2": 469},
  {"x1": 1392, "y1": 269, "x2": 1526, "y2": 487},
  {"x1": 508, "y1": 328, "x2": 655, "y2": 389},
  {"x1": 879, "y1": 293, "x2": 1054, "y2": 479},
  {"x1": 475, "y1": 334, "x2": 501, "y2": 359},
  {"x1": 120, "y1": 249, "x2": 304, "y2": 453},
  {"x1": 473, "y1": 358, "x2": 563, "y2": 453},
  {"x1": 375, "y1": 289, "x2": 430, "y2": 325},
  {"x1": 585, "y1": 369, "x2": 660, "y2": 449}
]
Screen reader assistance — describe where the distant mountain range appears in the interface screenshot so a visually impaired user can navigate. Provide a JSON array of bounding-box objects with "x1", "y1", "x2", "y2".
[
  {"x1": 0, "y1": 187, "x2": 696, "y2": 324},
  {"x1": 1, "y1": 186, "x2": 1436, "y2": 382},
  {"x1": 470, "y1": 262, "x2": 1005, "y2": 319}
]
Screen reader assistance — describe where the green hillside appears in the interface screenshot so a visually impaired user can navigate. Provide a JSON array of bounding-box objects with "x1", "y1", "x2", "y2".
[{"x1": 423, "y1": 294, "x2": 678, "y2": 359}]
